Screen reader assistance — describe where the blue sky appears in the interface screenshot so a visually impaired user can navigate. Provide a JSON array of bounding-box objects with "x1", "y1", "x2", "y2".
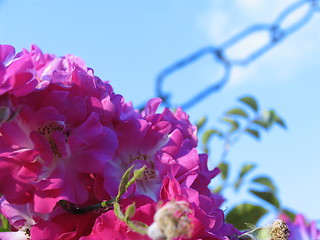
[{"x1": 0, "y1": 0, "x2": 319, "y2": 225}]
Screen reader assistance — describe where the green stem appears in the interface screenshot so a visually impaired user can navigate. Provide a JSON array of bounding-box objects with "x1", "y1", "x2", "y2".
[{"x1": 59, "y1": 198, "x2": 115, "y2": 214}]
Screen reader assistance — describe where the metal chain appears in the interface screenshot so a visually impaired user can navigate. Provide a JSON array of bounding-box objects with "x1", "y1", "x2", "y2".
[{"x1": 155, "y1": 0, "x2": 320, "y2": 110}]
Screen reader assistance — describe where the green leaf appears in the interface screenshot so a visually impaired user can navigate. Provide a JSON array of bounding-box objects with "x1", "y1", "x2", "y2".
[
  {"x1": 245, "y1": 128, "x2": 260, "y2": 139},
  {"x1": 249, "y1": 189, "x2": 280, "y2": 208},
  {"x1": 202, "y1": 129, "x2": 222, "y2": 145},
  {"x1": 234, "y1": 164, "x2": 255, "y2": 191},
  {"x1": 282, "y1": 209, "x2": 296, "y2": 221},
  {"x1": 212, "y1": 185, "x2": 223, "y2": 193},
  {"x1": 239, "y1": 96, "x2": 259, "y2": 112},
  {"x1": 221, "y1": 118, "x2": 239, "y2": 132},
  {"x1": 195, "y1": 116, "x2": 207, "y2": 131},
  {"x1": 0, "y1": 215, "x2": 9, "y2": 232},
  {"x1": 127, "y1": 220, "x2": 149, "y2": 235},
  {"x1": 245, "y1": 223, "x2": 257, "y2": 230},
  {"x1": 267, "y1": 110, "x2": 277, "y2": 124},
  {"x1": 275, "y1": 115, "x2": 287, "y2": 129},
  {"x1": 252, "y1": 176, "x2": 277, "y2": 193},
  {"x1": 240, "y1": 164, "x2": 256, "y2": 178},
  {"x1": 234, "y1": 179, "x2": 242, "y2": 191},
  {"x1": 226, "y1": 203, "x2": 268, "y2": 230},
  {"x1": 226, "y1": 108, "x2": 248, "y2": 118},
  {"x1": 125, "y1": 202, "x2": 136, "y2": 219},
  {"x1": 203, "y1": 146, "x2": 209, "y2": 154},
  {"x1": 114, "y1": 202, "x2": 125, "y2": 221},
  {"x1": 218, "y1": 162, "x2": 229, "y2": 180},
  {"x1": 252, "y1": 120, "x2": 269, "y2": 129},
  {"x1": 116, "y1": 165, "x2": 134, "y2": 201}
]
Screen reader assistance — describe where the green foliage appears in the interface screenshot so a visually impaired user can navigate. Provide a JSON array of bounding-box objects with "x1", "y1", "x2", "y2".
[
  {"x1": 0, "y1": 214, "x2": 9, "y2": 232},
  {"x1": 125, "y1": 202, "x2": 136, "y2": 219},
  {"x1": 275, "y1": 115, "x2": 287, "y2": 129},
  {"x1": 202, "y1": 129, "x2": 222, "y2": 145},
  {"x1": 245, "y1": 128, "x2": 260, "y2": 139},
  {"x1": 212, "y1": 185, "x2": 223, "y2": 193},
  {"x1": 116, "y1": 165, "x2": 134, "y2": 202},
  {"x1": 252, "y1": 176, "x2": 277, "y2": 193},
  {"x1": 226, "y1": 203, "x2": 268, "y2": 230},
  {"x1": 114, "y1": 202, "x2": 125, "y2": 220},
  {"x1": 220, "y1": 118, "x2": 239, "y2": 133},
  {"x1": 234, "y1": 164, "x2": 256, "y2": 191},
  {"x1": 249, "y1": 190, "x2": 280, "y2": 209},
  {"x1": 239, "y1": 96, "x2": 259, "y2": 112},
  {"x1": 218, "y1": 162, "x2": 229, "y2": 180},
  {"x1": 113, "y1": 165, "x2": 149, "y2": 235},
  {"x1": 199, "y1": 95, "x2": 286, "y2": 154},
  {"x1": 196, "y1": 116, "x2": 207, "y2": 131},
  {"x1": 226, "y1": 108, "x2": 249, "y2": 118},
  {"x1": 196, "y1": 95, "x2": 288, "y2": 229},
  {"x1": 252, "y1": 120, "x2": 269, "y2": 129},
  {"x1": 240, "y1": 164, "x2": 256, "y2": 178}
]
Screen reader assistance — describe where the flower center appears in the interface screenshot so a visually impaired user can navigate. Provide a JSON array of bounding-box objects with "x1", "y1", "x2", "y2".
[
  {"x1": 37, "y1": 121, "x2": 70, "y2": 158},
  {"x1": 128, "y1": 152, "x2": 156, "y2": 181}
]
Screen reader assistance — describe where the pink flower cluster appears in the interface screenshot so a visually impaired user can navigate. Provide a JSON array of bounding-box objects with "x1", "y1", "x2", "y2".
[
  {"x1": 0, "y1": 44, "x2": 240, "y2": 240},
  {"x1": 280, "y1": 214, "x2": 320, "y2": 240}
]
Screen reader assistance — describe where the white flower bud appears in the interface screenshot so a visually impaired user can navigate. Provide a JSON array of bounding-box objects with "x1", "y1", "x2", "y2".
[{"x1": 147, "y1": 201, "x2": 193, "y2": 240}]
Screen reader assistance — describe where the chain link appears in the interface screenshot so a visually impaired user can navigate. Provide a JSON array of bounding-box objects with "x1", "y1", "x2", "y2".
[{"x1": 155, "y1": 0, "x2": 320, "y2": 110}]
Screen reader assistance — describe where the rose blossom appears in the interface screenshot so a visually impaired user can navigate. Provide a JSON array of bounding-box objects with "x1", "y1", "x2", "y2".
[
  {"x1": 0, "y1": 45, "x2": 121, "y2": 214},
  {"x1": 103, "y1": 98, "x2": 203, "y2": 200},
  {"x1": 0, "y1": 44, "x2": 240, "y2": 240}
]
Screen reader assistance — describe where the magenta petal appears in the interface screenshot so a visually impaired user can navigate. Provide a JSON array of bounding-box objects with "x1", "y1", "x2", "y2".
[
  {"x1": 71, "y1": 112, "x2": 102, "y2": 143},
  {"x1": 162, "y1": 129, "x2": 183, "y2": 156},
  {"x1": 160, "y1": 175, "x2": 181, "y2": 200},
  {"x1": 0, "y1": 76, "x2": 14, "y2": 95},
  {"x1": 143, "y1": 97, "x2": 162, "y2": 116},
  {"x1": 11, "y1": 77, "x2": 38, "y2": 97},
  {"x1": 0, "y1": 121, "x2": 32, "y2": 148},
  {"x1": 0, "y1": 157, "x2": 36, "y2": 203},
  {"x1": 67, "y1": 96, "x2": 87, "y2": 125},
  {"x1": 40, "y1": 90, "x2": 69, "y2": 110},
  {"x1": 101, "y1": 96, "x2": 115, "y2": 121},
  {"x1": 0, "y1": 44, "x2": 15, "y2": 64},
  {"x1": 72, "y1": 127, "x2": 118, "y2": 173},
  {"x1": 116, "y1": 118, "x2": 150, "y2": 152},
  {"x1": 140, "y1": 121, "x2": 171, "y2": 153},
  {"x1": 32, "y1": 106, "x2": 66, "y2": 126},
  {"x1": 30, "y1": 131, "x2": 53, "y2": 164},
  {"x1": 33, "y1": 190, "x2": 62, "y2": 214},
  {"x1": 183, "y1": 188, "x2": 200, "y2": 206},
  {"x1": 70, "y1": 119, "x2": 118, "y2": 173}
]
